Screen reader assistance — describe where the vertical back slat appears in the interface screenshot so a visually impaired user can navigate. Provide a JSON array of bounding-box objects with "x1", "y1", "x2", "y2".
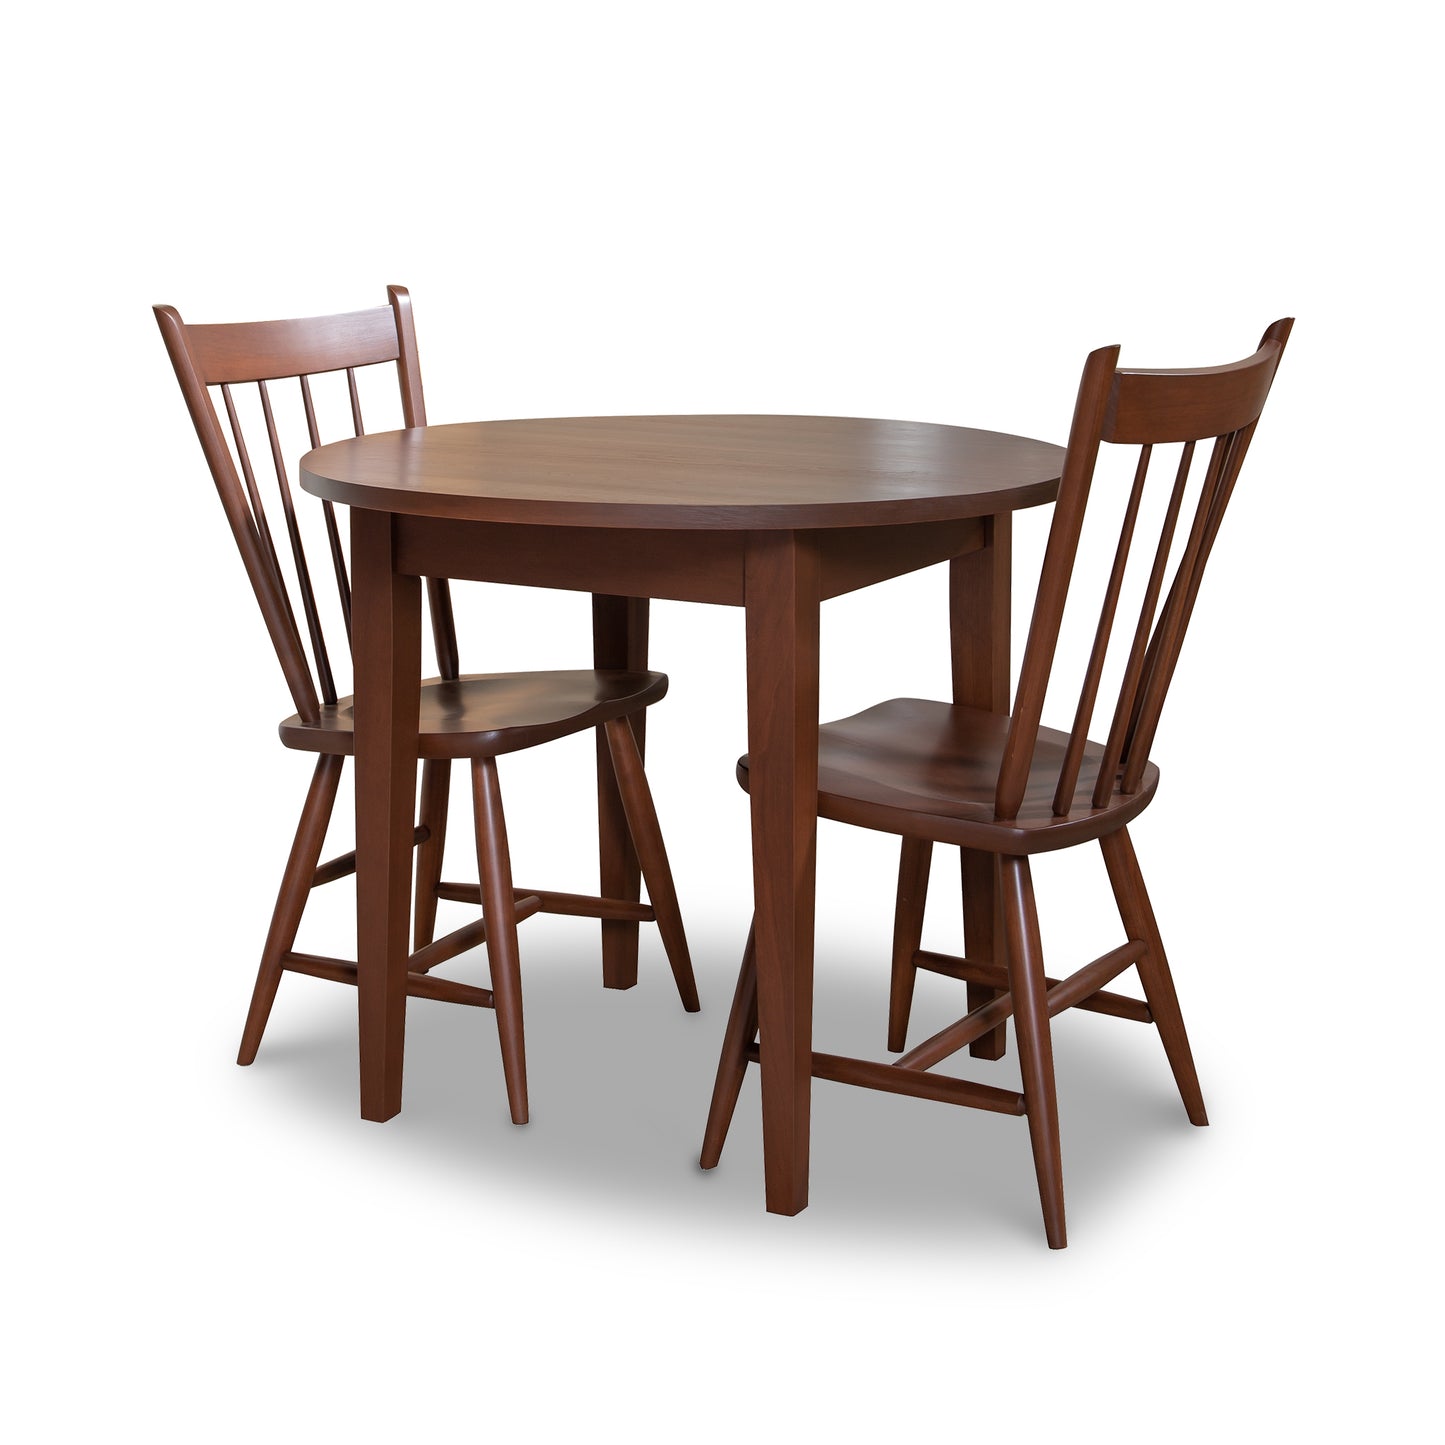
[
  {"x1": 1119, "y1": 430, "x2": 1241, "y2": 793},
  {"x1": 221, "y1": 383, "x2": 291, "y2": 612},
  {"x1": 323, "y1": 504, "x2": 353, "y2": 646},
  {"x1": 1052, "y1": 445, "x2": 1152, "y2": 816},
  {"x1": 347, "y1": 367, "x2": 365, "y2": 437},
  {"x1": 1163, "y1": 418, "x2": 1260, "y2": 653},
  {"x1": 1133, "y1": 421, "x2": 1261, "y2": 727},
  {"x1": 259, "y1": 378, "x2": 338, "y2": 706},
  {"x1": 301, "y1": 374, "x2": 353, "y2": 646},
  {"x1": 1118, "y1": 435, "x2": 1239, "y2": 768},
  {"x1": 1089, "y1": 440, "x2": 1197, "y2": 808}
]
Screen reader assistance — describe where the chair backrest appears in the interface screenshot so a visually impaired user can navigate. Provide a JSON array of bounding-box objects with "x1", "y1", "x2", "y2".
[
  {"x1": 995, "y1": 319, "x2": 1293, "y2": 821},
  {"x1": 154, "y1": 286, "x2": 459, "y2": 726}
]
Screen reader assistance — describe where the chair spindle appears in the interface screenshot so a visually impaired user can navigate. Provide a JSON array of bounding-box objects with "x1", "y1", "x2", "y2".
[
  {"x1": 1052, "y1": 444, "x2": 1153, "y2": 816},
  {"x1": 299, "y1": 373, "x2": 354, "y2": 646},
  {"x1": 1125, "y1": 422, "x2": 1259, "y2": 767},
  {"x1": 258, "y1": 378, "x2": 337, "y2": 707},
  {"x1": 1119, "y1": 431, "x2": 1236, "y2": 794},
  {"x1": 220, "y1": 383, "x2": 291, "y2": 620},
  {"x1": 1090, "y1": 439, "x2": 1196, "y2": 807}
]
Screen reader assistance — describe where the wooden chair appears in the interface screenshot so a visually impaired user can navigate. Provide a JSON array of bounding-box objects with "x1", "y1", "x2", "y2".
[
  {"x1": 155, "y1": 287, "x2": 699, "y2": 1126},
  {"x1": 701, "y1": 320, "x2": 1293, "y2": 1245}
]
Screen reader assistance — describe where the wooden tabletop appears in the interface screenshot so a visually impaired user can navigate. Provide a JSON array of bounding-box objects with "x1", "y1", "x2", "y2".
[{"x1": 301, "y1": 414, "x2": 1065, "y2": 529}]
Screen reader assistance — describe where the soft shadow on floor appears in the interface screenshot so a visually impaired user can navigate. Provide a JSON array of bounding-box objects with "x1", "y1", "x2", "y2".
[{"x1": 240, "y1": 911, "x2": 1210, "y2": 1256}]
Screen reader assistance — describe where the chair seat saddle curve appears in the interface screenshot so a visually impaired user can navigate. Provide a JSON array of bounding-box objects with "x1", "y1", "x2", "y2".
[
  {"x1": 701, "y1": 319, "x2": 1293, "y2": 1246},
  {"x1": 155, "y1": 287, "x2": 699, "y2": 1128}
]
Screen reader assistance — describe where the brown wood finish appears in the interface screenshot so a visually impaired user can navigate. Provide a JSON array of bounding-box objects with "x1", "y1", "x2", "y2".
[
  {"x1": 949, "y1": 516, "x2": 1014, "y2": 1059},
  {"x1": 351, "y1": 506, "x2": 421, "y2": 1120},
  {"x1": 909, "y1": 950, "x2": 1155, "y2": 1024},
  {"x1": 603, "y1": 717, "x2": 701, "y2": 1012},
  {"x1": 711, "y1": 322, "x2": 1292, "y2": 1245},
  {"x1": 156, "y1": 290, "x2": 698, "y2": 1120},
  {"x1": 743, "y1": 530, "x2": 822, "y2": 1215},
  {"x1": 276, "y1": 669, "x2": 669, "y2": 757},
  {"x1": 886, "y1": 838, "x2": 931, "y2": 1053},
  {"x1": 303, "y1": 415, "x2": 1065, "y2": 529},
  {"x1": 299, "y1": 410, "x2": 1066, "y2": 1210},
  {"x1": 960, "y1": 850, "x2": 1008, "y2": 1060},
  {"x1": 594, "y1": 595, "x2": 650, "y2": 991},
  {"x1": 392, "y1": 513, "x2": 992, "y2": 607},
  {"x1": 472, "y1": 755, "x2": 528, "y2": 1124},
  {"x1": 1000, "y1": 854, "x2": 1065, "y2": 1248},
  {"x1": 434, "y1": 883, "x2": 656, "y2": 923},
  {"x1": 699, "y1": 923, "x2": 760, "y2": 1171},
  {"x1": 413, "y1": 759, "x2": 450, "y2": 950},
  {"x1": 1100, "y1": 828, "x2": 1206, "y2": 1125},
  {"x1": 237, "y1": 753, "x2": 344, "y2": 1066}
]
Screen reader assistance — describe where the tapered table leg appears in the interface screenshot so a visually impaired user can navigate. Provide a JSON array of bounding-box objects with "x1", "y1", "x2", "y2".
[
  {"x1": 593, "y1": 594, "x2": 649, "y2": 990},
  {"x1": 951, "y1": 514, "x2": 1012, "y2": 1059},
  {"x1": 744, "y1": 531, "x2": 820, "y2": 1216},
  {"x1": 352, "y1": 509, "x2": 422, "y2": 1122}
]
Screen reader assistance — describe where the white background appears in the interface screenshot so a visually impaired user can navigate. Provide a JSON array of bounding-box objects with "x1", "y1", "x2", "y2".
[{"x1": 4, "y1": 2, "x2": 1438, "y2": 1440}]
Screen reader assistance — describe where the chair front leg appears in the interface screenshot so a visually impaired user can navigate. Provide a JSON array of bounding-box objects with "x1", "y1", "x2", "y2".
[
  {"x1": 603, "y1": 715, "x2": 700, "y2": 1012},
  {"x1": 1000, "y1": 854, "x2": 1066, "y2": 1249},
  {"x1": 699, "y1": 921, "x2": 759, "y2": 1170},
  {"x1": 963, "y1": 849, "x2": 1009, "y2": 1060},
  {"x1": 238, "y1": 753, "x2": 344, "y2": 1066}
]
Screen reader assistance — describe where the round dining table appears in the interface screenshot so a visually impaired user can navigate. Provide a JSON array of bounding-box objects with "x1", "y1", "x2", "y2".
[{"x1": 301, "y1": 414, "x2": 1064, "y2": 1215}]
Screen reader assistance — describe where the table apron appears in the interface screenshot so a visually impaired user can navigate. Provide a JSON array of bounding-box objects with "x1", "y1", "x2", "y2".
[{"x1": 392, "y1": 514, "x2": 988, "y2": 605}]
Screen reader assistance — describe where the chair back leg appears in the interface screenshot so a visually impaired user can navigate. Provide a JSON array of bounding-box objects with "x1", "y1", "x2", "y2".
[
  {"x1": 413, "y1": 759, "x2": 452, "y2": 950},
  {"x1": 887, "y1": 838, "x2": 931, "y2": 1052},
  {"x1": 1100, "y1": 828, "x2": 1208, "y2": 1126},
  {"x1": 238, "y1": 754, "x2": 345, "y2": 1065}
]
